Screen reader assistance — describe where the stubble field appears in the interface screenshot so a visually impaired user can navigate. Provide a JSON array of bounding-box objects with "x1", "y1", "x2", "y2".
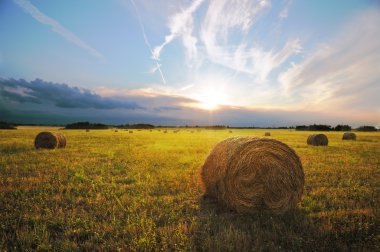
[{"x1": 0, "y1": 127, "x2": 379, "y2": 251}]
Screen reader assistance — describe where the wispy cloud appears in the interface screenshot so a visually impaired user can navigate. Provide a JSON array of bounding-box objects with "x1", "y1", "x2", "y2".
[
  {"x1": 279, "y1": 8, "x2": 380, "y2": 111},
  {"x1": 200, "y1": 0, "x2": 300, "y2": 81},
  {"x1": 278, "y1": 0, "x2": 292, "y2": 19},
  {"x1": 13, "y1": 0, "x2": 104, "y2": 59},
  {"x1": 152, "y1": 0, "x2": 205, "y2": 64},
  {"x1": 128, "y1": 0, "x2": 166, "y2": 84}
]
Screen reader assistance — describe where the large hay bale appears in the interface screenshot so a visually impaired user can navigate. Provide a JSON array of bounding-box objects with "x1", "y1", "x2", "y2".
[
  {"x1": 265, "y1": 132, "x2": 271, "y2": 136},
  {"x1": 34, "y1": 132, "x2": 66, "y2": 149},
  {"x1": 200, "y1": 136, "x2": 304, "y2": 214},
  {"x1": 307, "y1": 134, "x2": 328, "y2": 146},
  {"x1": 342, "y1": 132, "x2": 356, "y2": 140}
]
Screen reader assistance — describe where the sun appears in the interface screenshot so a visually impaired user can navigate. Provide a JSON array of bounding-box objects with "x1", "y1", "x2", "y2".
[{"x1": 192, "y1": 85, "x2": 228, "y2": 111}]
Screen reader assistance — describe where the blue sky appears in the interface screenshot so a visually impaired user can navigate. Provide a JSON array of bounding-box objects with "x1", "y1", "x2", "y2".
[{"x1": 0, "y1": 0, "x2": 379, "y2": 126}]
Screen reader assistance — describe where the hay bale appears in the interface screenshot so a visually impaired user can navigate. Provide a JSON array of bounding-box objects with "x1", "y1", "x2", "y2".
[
  {"x1": 342, "y1": 132, "x2": 356, "y2": 140},
  {"x1": 229, "y1": 130, "x2": 233, "y2": 133},
  {"x1": 85, "y1": 129, "x2": 90, "y2": 132},
  {"x1": 265, "y1": 132, "x2": 271, "y2": 136},
  {"x1": 201, "y1": 136, "x2": 304, "y2": 214},
  {"x1": 129, "y1": 130, "x2": 133, "y2": 133},
  {"x1": 114, "y1": 130, "x2": 118, "y2": 132},
  {"x1": 34, "y1": 132, "x2": 66, "y2": 149},
  {"x1": 307, "y1": 134, "x2": 328, "y2": 146}
]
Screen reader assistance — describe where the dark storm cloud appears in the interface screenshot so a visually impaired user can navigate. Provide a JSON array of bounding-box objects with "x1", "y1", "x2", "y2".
[{"x1": 0, "y1": 78, "x2": 142, "y2": 109}]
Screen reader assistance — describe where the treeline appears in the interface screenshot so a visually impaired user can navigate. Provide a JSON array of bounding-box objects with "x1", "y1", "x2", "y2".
[
  {"x1": 116, "y1": 124, "x2": 154, "y2": 129},
  {"x1": 295, "y1": 124, "x2": 378, "y2": 131},
  {"x1": 0, "y1": 121, "x2": 17, "y2": 129},
  {"x1": 65, "y1": 122, "x2": 108, "y2": 129}
]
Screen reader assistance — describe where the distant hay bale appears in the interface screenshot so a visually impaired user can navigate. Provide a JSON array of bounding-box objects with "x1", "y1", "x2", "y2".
[
  {"x1": 307, "y1": 134, "x2": 328, "y2": 146},
  {"x1": 342, "y1": 132, "x2": 356, "y2": 140},
  {"x1": 85, "y1": 129, "x2": 90, "y2": 132},
  {"x1": 265, "y1": 132, "x2": 271, "y2": 136},
  {"x1": 34, "y1": 132, "x2": 66, "y2": 149},
  {"x1": 163, "y1": 130, "x2": 167, "y2": 133},
  {"x1": 129, "y1": 130, "x2": 133, "y2": 133},
  {"x1": 229, "y1": 130, "x2": 233, "y2": 133},
  {"x1": 114, "y1": 130, "x2": 118, "y2": 132},
  {"x1": 201, "y1": 136, "x2": 304, "y2": 214}
]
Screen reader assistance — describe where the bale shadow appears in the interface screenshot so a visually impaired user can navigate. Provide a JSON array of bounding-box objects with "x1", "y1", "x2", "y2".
[{"x1": 193, "y1": 196, "x2": 322, "y2": 252}]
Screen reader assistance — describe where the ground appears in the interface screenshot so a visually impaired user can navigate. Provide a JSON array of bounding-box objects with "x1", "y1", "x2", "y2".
[{"x1": 0, "y1": 127, "x2": 379, "y2": 251}]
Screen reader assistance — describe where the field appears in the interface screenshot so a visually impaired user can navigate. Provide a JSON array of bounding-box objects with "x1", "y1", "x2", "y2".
[{"x1": 0, "y1": 127, "x2": 379, "y2": 251}]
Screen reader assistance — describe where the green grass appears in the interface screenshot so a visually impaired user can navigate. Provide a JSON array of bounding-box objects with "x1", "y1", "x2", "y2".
[{"x1": 1, "y1": 127, "x2": 379, "y2": 251}]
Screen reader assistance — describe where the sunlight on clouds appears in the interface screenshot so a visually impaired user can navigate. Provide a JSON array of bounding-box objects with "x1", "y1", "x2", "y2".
[{"x1": 279, "y1": 8, "x2": 380, "y2": 111}]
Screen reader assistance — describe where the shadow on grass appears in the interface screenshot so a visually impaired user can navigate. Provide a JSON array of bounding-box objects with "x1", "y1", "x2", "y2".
[
  {"x1": 0, "y1": 145, "x2": 33, "y2": 154},
  {"x1": 194, "y1": 196, "x2": 321, "y2": 252}
]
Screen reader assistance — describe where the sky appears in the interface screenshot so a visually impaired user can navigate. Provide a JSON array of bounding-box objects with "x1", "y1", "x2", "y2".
[{"x1": 0, "y1": 0, "x2": 379, "y2": 127}]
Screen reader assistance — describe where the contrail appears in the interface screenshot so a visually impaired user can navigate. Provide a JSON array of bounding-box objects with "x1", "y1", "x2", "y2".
[
  {"x1": 129, "y1": 0, "x2": 166, "y2": 84},
  {"x1": 13, "y1": 0, "x2": 104, "y2": 60}
]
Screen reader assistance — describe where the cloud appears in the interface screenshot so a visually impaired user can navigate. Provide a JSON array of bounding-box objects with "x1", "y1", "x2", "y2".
[
  {"x1": 128, "y1": 0, "x2": 166, "y2": 84},
  {"x1": 0, "y1": 78, "x2": 377, "y2": 126},
  {"x1": 278, "y1": 0, "x2": 292, "y2": 19},
  {"x1": 13, "y1": 0, "x2": 104, "y2": 59},
  {"x1": 152, "y1": 0, "x2": 204, "y2": 64},
  {"x1": 279, "y1": 8, "x2": 380, "y2": 111},
  {"x1": 199, "y1": 0, "x2": 300, "y2": 81},
  {"x1": 0, "y1": 78, "x2": 141, "y2": 109}
]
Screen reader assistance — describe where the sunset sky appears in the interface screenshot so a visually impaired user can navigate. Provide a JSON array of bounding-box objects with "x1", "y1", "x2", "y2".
[{"x1": 1, "y1": 0, "x2": 379, "y2": 126}]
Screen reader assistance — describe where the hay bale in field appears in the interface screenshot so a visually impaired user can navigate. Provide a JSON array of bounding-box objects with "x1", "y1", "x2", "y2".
[
  {"x1": 201, "y1": 136, "x2": 304, "y2": 214},
  {"x1": 229, "y1": 130, "x2": 233, "y2": 133},
  {"x1": 265, "y1": 132, "x2": 271, "y2": 136},
  {"x1": 342, "y1": 132, "x2": 356, "y2": 140},
  {"x1": 307, "y1": 134, "x2": 328, "y2": 146},
  {"x1": 34, "y1": 132, "x2": 66, "y2": 149},
  {"x1": 85, "y1": 129, "x2": 90, "y2": 132},
  {"x1": 114, "y1": 130, "x2": 118, "y2": 132},
  {"x1": 129, "y1": 130, "x2": 133, "y2": 133},
  {"x1": 163, "y1": 130, "x2": 167, "y2": 133}
]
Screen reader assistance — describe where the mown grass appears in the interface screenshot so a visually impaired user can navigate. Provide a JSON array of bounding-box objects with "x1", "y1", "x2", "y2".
[{"x1": 0, "y1": 127, "x2": 379, "y2": 251}]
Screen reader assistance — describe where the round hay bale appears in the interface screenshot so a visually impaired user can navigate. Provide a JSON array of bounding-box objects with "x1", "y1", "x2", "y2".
[
  {"x1": 264, "y1": 132, "x2": 271, "y2": 136},
  {"x1": 200, "y1": 136, "x2": 304, "y2": 214},
  {"x1": 342, "y1": 132, "x2": 356, "y2": 140},
  {"x1": 229, "y1": 130, "x2": 233, "y2": 133},
  {"x1": 34, "y1": 132, "x2": 66, "y2": 149},
  {"x1": 114, "y1": 130, "x2": 118, "y2": 132},
  {"x1": 129, "y1": 130, "x2": 133, "y2": 133},
  {"x1": 307, "y1": 134, "x2": 328, "y2": 146},
  {"x1": 85, "y1": 129, "x2": 90, "y2": 132}
]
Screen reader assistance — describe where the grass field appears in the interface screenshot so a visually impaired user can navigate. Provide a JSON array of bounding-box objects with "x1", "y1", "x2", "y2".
[{"x1": 1, "y1": 127, "x2": 379, "y2": 251}]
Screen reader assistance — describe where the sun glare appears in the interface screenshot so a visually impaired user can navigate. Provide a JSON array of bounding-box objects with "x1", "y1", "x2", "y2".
[{"x1": 192, "y1": 85, "x2": 228, "y2": 111}]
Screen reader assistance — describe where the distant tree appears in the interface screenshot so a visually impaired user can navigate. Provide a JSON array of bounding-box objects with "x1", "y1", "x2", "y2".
[
  {"x1": 308, "y1": 124, "x2": 332, "y2": 131},
  {"x1": 357, "y1": 126, "x2": 377, "y2": 132},
  {"x1": 296, "y1": 124, "x2": 332, "y2": 131},
  {"x1": 65, "y1": 122, "x2": 108, "y2": 129},
  {"x1": 204, "y1": 125, "x2": 227, "y2": 130},
  {"x1": 295, "y1": 125, "x2": 308, "y2": 131},
  {"x1": 0, "y1": 121, "x2": 17, "y2": 129},
  {"x1": 334, "y1": 125, "x2": 352, "y2": 131},
  {"x1": 116, "y1": 123, "x2": 154, "y2": 129}
]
